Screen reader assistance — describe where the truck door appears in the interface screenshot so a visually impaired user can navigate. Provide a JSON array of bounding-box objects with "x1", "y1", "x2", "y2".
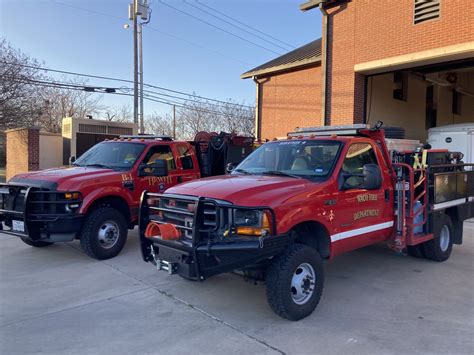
[
  {"x1": 332, "y1": 142, "x2": 393, "y2": 255},
  {"x1": 174, "y1": 143, "x2": 200, "y2": 183},
  {"x1": 135, "y1": 144, "x2": 179, "y2": 195}
]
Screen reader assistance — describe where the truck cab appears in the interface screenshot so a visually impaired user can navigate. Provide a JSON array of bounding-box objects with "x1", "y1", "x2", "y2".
[
  {"x1": 139, "y1": 125, "x2": 473, "y2": 321},
  {"x1": 0, "y1": 133, "x2": 253, "y2": 260}
]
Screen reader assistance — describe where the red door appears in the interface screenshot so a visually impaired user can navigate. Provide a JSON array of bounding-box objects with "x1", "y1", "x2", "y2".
[
  {"x1": 134, "y1": 143, "x2": 181, "y2": 196},
  {"x1": 332, "y1": 141, "x2": 394, "y2": 256}
]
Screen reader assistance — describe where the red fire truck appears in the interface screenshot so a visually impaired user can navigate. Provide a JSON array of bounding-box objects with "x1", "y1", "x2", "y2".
[
  {"x1": 139, "y1": 124, "x2": 473, "y2": 320},
  {"x1": 0, "y1": 132, "x2": 253, "y2": 260}
]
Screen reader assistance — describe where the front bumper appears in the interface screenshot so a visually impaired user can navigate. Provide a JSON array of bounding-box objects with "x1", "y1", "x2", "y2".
[
  {"x1": 139, "y1": 191, "x2": 289, "y2": 280},
  {"x1": 1, "y1": 213, "x2": 84, "y2": 242},
  {"x1": 142, "y1": 234, "x2": 290, "y2": 280}
]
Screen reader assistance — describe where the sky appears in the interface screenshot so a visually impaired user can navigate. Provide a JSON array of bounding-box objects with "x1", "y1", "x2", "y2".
[{"x1": 0, "y1": 0, "x2": 322, "y2": 118}]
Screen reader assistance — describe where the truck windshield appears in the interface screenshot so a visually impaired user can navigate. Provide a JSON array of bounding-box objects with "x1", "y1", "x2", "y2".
[
  {"x1": 234, "y1": 140, "x2": 342, "y2": 181},
  {"x1": 74, "y1": 142, "x2": 146, "y2": 170}
]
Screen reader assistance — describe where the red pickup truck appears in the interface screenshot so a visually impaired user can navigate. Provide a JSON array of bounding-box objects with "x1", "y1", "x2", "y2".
[
  {"x1": 0, "y1": 133, "x2": 253, "y2": 260},
  {"x1": 140, "y1": 124, "x2": 473, "y2": 320}
]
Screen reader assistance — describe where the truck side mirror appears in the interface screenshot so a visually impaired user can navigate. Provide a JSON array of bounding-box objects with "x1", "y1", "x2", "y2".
[
  {"x1": 362, "y1": 164, "x2": 382, "y2": 190},
  {"x1": 225, "y1": 162, "x2": 235, "y2": 174},
  {"x1": 139, "y1": 159, "x2": 168, "y2": 177},
  {"x1": 340, "y1": 164, "x2": 382, "y2": 190}
]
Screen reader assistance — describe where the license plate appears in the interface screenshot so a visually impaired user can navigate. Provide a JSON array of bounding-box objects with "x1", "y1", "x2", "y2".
[{"x1": 12, "y1": 220, "x2": 25, "y2": 232}]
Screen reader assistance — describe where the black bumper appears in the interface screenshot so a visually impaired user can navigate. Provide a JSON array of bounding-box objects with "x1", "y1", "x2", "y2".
[
  {"x1": 141, "y1": 235, "x2": 290, "y2": 280},
  {"x1": 0, "y1": 214, "x2": 84, "y2": 242}
]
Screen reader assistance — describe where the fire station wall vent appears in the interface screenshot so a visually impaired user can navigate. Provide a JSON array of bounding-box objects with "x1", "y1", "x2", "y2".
[
  {"x1": 414, "y1": 0, "x2": 440, "y2": 25},
  {"x1": 79, "y1": 124, "x2": 107, "y2": 134}
]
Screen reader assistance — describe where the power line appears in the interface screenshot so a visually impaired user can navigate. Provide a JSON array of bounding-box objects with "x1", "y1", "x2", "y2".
[
  {"x1": 9, "y1": 78, "x2": 252, "y2": 120},
  {"x1": 158, "y1": 1, "x2": 282, "y2": 55},
  {"x1": 184, "y1": 0, "x2": 292, "y2": 52},
  {"x1": 195, "y1": 1, "x2": 296, "y2": 50},
  {"x1": 1, "y1": 61, "x2": 254, "y2": 109},
  {"x1": 51, "y1": 0, "x2": 251, "y2": 66}
]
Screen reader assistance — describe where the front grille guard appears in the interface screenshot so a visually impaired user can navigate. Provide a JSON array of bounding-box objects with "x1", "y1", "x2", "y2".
[
  {"x1": 140, "y1": 191, "x2": 277, "y2": 246},
  {"x1": 0, "y1": 183, "x2": 33, "y2": 236},
  {"x1": 0, "y1": 183, "x2": 83, "y2": 237},
  {"x1": 139, "y1": 191, "x2": 277, "y2": 272}
]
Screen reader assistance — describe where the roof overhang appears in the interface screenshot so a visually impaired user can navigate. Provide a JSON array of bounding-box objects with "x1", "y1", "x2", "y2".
[
  {"x1": 300, "y1": 0, "x2": 325, "y2": 11},
  {"x1": 355, "y1": 42, "x2": 474, "y2": 75},
  {"x1": 240, "y1": 56, "x2": 321, "y2": 79}
]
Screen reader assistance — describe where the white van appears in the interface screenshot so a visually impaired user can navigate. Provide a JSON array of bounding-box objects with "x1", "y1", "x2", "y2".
[{"x1": 428, "y1": 124, "x2": 474, "y2": 164}]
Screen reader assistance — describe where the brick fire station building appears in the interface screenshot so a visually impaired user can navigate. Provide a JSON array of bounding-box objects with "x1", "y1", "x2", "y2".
[{"x1": 241, "y1": 0, "x2": 474, "y2": 141}]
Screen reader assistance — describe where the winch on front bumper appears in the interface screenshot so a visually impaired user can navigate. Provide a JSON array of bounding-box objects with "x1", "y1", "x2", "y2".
[
  {"x1": 0, "y1": 183, "x2": 83, "y2": 242},
  {"x1": 139, "y1": 192, "x2": 289, "y2": 280}
]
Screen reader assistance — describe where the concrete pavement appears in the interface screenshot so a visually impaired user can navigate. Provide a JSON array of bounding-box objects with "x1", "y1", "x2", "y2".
[{"x1": 1, "y1": 221, "x2": 473, "y2": 355}]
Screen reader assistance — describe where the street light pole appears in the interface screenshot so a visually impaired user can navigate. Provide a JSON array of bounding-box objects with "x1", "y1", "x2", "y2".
[
  {"x1": 132, "y1": 0, "x2": 139, "y2": 129},
  {"x1": 138, "y1": 23, "x2": 144, "y2": 134},
  {"x1": 128, "y1": 0, "x2": 149, "y2": 134}
]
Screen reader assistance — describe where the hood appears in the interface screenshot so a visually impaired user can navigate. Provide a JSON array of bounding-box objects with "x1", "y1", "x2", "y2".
[
  {"x1": 10, "y1": 166, "x2": 121, "y2": 190},
  {"x1": 167, "y1": 174, "x2": 316, "y2": 206}
]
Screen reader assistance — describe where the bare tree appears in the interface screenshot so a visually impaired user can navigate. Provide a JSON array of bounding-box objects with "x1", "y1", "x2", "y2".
[
  {"x1": 145, "y1": 112, "x2": 173, "y2": 137},
  {"x1": 37, "y1": 77, "x2": 104, "y2": 133},
  {"x1": 103, "y1": 104, "x2": 133, "y2": 122},
  {"x1": 175, "y1": 96, "x2": 254, "y2": 139},
  {"x1": 0, "y1": 39, "x2": 45, "y2": 130}
]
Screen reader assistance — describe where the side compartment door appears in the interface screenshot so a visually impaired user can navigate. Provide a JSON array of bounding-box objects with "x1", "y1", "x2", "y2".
[{"x1": 332, "y1": 142, "x2": 393, "y2": 255}]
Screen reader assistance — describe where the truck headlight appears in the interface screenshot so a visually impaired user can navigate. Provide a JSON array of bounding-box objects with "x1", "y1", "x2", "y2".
[
  {"x1": 234, "y1": 209, "x2": 272, "y2": 236},
  {"x1": 61, "y1": 191, "x2": 82, "y2": 213}
]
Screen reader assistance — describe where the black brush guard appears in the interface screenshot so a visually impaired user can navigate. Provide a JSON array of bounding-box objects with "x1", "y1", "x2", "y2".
[
  {"x1": 139, "y1": 191, "x2": 289, "y2": 280},
  {"x1": 0, "y1": 183, "x2": 83, "y2": 241}
]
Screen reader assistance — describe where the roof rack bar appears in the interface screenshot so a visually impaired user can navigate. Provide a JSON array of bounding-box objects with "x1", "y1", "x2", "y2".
[{"x1": 119, "y1": 135, "x2": 173, "y2": 141}]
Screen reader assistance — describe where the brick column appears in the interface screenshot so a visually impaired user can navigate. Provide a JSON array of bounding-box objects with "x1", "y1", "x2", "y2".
[
  {"x1": 5, "y1": 127, "x2": 40, "y2": 181},
  {"x1": 28, "y1": 129, "x2": 40, "y2": 171}
]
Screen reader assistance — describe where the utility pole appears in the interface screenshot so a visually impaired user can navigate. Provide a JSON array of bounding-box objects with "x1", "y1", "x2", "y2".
[
  {"x1": 138, "y1": 23, "x2": 144, "y2": 134},
  {"x1": 172, "y1": 104, "x2": 176, "y2": 139},
  {"x1": 128, "y1": 0, "x2": 149, "y2": 134}
]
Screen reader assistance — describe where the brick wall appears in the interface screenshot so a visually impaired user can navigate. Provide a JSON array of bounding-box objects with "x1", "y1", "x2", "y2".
[
  {"x1": 259, "y1": 65, "x2": 322, "y2": 140},
  {"x1": 6, "y1": 128, "x2": 40, "y2": 181},
  {"x1": 353, "y1": 0, "x2": 474, "y2": 64},
  {"x1": 326, "y1": 0, "x2": 474, "y2": 125}
]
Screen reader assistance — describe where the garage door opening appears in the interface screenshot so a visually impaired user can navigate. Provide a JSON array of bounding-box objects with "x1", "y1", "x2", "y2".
[{"x1": 365, "y1": 58, "x2": 474, "y2": 141}]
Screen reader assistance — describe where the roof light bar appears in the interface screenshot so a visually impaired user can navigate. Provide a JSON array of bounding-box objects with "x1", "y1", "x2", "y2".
[{"x1": 288, "y1": 124, "x2": 369, "y2": 138}]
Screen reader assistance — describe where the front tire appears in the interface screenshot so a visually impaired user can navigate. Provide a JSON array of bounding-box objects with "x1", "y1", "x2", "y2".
[
  {"x1": 423, "y1": 214, "x2": 453, "y2": 262},
  {"x1": 21, "y1": 238, "x2": 54, "y2": 248},
  {"x1": 79, "y1": 207, "x2": 127, "y2": 260},
  {"x1": 266, "y1": 244, "x2": 324, "y2": 321}
]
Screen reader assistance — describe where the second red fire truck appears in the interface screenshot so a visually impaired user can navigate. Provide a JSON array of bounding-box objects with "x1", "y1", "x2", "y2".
[{"x1": 140, "y1": 123, "x2": 473, "y2": 320}]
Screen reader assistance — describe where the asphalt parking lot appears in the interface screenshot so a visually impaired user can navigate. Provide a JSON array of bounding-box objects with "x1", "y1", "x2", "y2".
[{"x1": 1, "y1": 221, "x2": 473, "y2": 355}]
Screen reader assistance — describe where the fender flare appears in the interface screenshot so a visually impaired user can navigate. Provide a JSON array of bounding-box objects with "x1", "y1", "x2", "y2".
[{"x1": 79, "y1": 187, "x2": 135, "y2": 215}]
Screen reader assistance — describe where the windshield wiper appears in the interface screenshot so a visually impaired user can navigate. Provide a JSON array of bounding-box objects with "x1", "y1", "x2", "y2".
[
  {"x1": 261, "y1": 170, "x2": 302, "y2": 179},
  {"x1": 234, "y1": 168, "x2": 254, "y2": 175},
  {"x1": 84, "y1": 163, "x2": 112, "y2": 169}
]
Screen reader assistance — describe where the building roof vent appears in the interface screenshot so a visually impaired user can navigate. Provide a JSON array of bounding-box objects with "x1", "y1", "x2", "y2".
[{"x1": 414, "y1": 0, "x2": 440, "y2": 24}]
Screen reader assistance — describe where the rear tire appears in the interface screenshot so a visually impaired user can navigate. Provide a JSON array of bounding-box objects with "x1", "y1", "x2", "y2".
[
  {"x1": 422, "y1": 214, "x2": 453, "y2": 262},
  {"x1": 21, "y1": 238, "x2": 54, "y2": 248},
  {"x1": 79, "y1": 207, "x2": 127, "y2": 260},
  {"x1": 266, "y1": 244, "x2": 324, "y2": 321}
]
